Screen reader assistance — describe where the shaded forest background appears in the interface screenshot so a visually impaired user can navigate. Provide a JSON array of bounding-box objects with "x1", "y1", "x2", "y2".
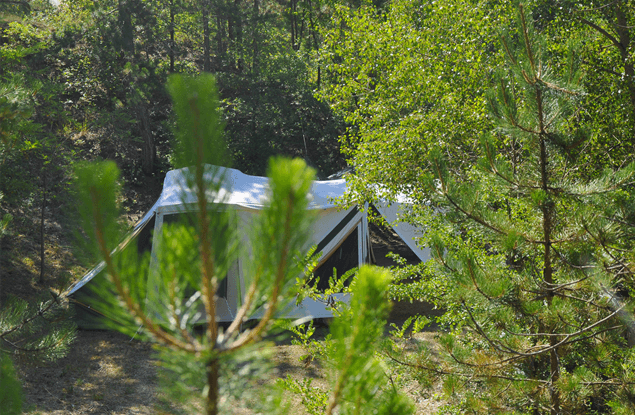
[{"x1": 0, "y1": 0, "x2": 351, "y2": 303}]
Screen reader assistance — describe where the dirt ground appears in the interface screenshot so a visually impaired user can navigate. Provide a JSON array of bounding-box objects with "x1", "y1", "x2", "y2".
[{"x1": 17, "y1": 300, "x2": 445, "y2": 415}]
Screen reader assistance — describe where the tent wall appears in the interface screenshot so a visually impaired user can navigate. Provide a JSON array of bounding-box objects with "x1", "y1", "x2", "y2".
[
  {"x1": 68, "y1": 214, "x2": 157, "y2": 330},
  {"x1": 67, "y1": 165, "x2": 430, "y2": 327}
]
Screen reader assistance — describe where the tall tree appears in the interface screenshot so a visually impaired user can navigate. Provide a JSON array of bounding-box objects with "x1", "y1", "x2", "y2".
[
  {"x1": 394, "y1": 6, "x2": 635, "y2": 413},
  {"x1": 529, "y1": 0, "x2": 635, "y2": 172},
  {"x1": 318, "y1": 0, "x2": 513, "y2": 204}
]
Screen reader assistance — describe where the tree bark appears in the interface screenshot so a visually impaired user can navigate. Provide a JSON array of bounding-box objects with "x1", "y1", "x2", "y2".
[
  {"x1": 138, "y1": 102, "x2": 155, "y2": 175},
  {"x1": 39, "y1": 170, "x2": 46, "y2": 284},
  {"x1": 614, "y1": 2, "x2": 635, "y2": 144},
  {"x1": 290, "y1": 0, "x2": 297, "y2": 50},
  {"x1": 205, "y1": 357, "x2": 220, "y2": 415},
  {"x1": 233, "y1": 0, "x2": 243, "y2": 71},
  {"x1": 537, "y1": 83, "x2": 560, "y2": 413},
  {"x1": 251, "y1": 0, "x2": 259, "y2": 72},
  {"x1": 118, "y1": 0, "x2": 135, "y2": 54},
  {"x1": 203, "y1": 0, "x2": 211, "y2": 72},
  {"x1": 170, "y1": 0, "x2": 175, "y2": 72}
]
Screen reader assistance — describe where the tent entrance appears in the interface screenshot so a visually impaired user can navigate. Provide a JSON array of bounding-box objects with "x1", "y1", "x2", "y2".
[
  {"x1": 368, "y1": 216, "x2": 420, "y2": 267},
  {"x1": 312, "y1": 226, "x2": 359, "y2": 291}
]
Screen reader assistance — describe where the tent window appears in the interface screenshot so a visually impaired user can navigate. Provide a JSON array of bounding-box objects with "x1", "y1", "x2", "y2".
[
  {"x1": 136, "y1": 216, "x2": 155, "y2": 255},
  {"x1": 312, "y1": 227, "x2": 359, "y2": 291},
  {"x1": 162, "y1": 213, "x2": 228, "y2": 299}
]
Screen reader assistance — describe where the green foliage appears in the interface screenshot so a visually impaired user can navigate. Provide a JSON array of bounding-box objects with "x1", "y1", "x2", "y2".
[
  {"x1": 0, "y1": 296, "x2": 75, "y2": 415},
  {"x1": 168, "y1": 73, "x2": 227, "y2": 169},
  {"x1": 0, "y1": 353, "x2": 22, "y2": 415},
  {"x1": 0, "y1": 296, "x2": 76, "y2": 366},
  {"x1": 283, "y1": 266, "x2": 415, "y2": 415},
  {"x1": 218, "y1": 52, "x2": 346, "y2": 177},
  {"x1": 319, "y1": 0, "x2": 513, "y2": 205},
  {"x1": 279, "y1": 376, "x2": 330, "y2": 414},
  {"x1": 0, "y1": 212, "x2": 10, "y2": 239},
  {"x1": 288, "y1": 320, "x2": 332, "y2": 365},
  {"x1": 525, "y1": 0, "x2": 635, "y2": 173},
  {"x1": 74, "y1": 160, "x2": 125, "y2": 260},
  {"x1": 410, "y1": 5, "x2": 635, "y2": 413}
]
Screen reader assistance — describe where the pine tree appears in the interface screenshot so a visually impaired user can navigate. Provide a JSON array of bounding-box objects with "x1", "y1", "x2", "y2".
[
  {"x1": 0, "y1": 295, "x2": 76, "y2": 415},
  {"x1": 0, "y1": 80, "x2": 75, "y2": 415},
  {"x1": 0, "y1": 353, "x2": 22, "y2": 415},
  {"x1": 75, "y1": 73, "x2": 410, "y2": 414},
  {"x1": 410, "y1": 5, "x2": 635, "y2": 414},
  {"x1": 281, "y1": 266, "x2": 415, "y2": 415}
]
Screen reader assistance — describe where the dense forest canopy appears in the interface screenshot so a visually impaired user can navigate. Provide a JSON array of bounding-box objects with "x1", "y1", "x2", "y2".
[{"x1": 0, "y1": 0, "x2": 348, "y2": 297}]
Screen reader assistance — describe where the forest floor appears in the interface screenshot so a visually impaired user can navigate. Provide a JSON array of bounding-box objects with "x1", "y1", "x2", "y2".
[{"x1": 17, "y1": 301, "x2": 446, "y2": 415}]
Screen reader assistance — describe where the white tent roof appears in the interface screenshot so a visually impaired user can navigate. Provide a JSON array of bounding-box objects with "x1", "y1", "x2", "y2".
[{"x1": 157, "y1": 165, "x2": 347, "y2": 211}]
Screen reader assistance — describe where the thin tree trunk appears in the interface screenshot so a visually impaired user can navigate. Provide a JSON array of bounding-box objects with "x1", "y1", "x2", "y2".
[
  {"x1": 216, "y1": 10, "x2": 226, "y2": 66},
  {"x1": 39, "y1": 170, "x2": 46, "y2": 284},
  {"x1": 290, "y1": 0, "x2": 296, "y2": 50},
  {"x1": 251, "y1": 0, "x2": 259, "y2": 72},
  {"x1": 138, "y1": 102, "x2": 155, "y2": 175},
  {"x1": 0, "y1": 230, "x2": 3, "y2": 308},
  {"x1": 203, "y1": 0, "x2": 211, "y2": 72},
  {"x1": 206, "y1": 357, "x2": 220, "y2": 415},
  {"x1": 234, "y1": 0, "x2": 243, "y2": 71},
  {"x1": 307, "y1": 0, "x2": 320, "y2": 88},
  {"x1": 170, "y1": 0, "x2": 175, "y2": 72},
  {"x1": 614, "y1": 3, "x2": 635, "y2": 145},
  {"x1": 118, "y1": 0, "x2": 135, "y2": 54},
  {"x1": 537, "y1": 83, "x2": 560, "y2": 413}
]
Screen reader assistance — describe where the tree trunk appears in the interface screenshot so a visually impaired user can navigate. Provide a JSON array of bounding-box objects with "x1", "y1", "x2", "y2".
[
  {"x1": 290, "y1": 0, "x2": 296, "y2": 50},
  {"x1": 138, "y1": 102, "x2": 155, "y2": 175},
  {"x1": 39, "y1": 170, "x2": 46, "y2": 284},
  {"x1": 216, "y1": 9, "x2": 226, "y2": 67},
  {"x1": 614, "y1": 2, "x2": 635, "y2": 146},
  {"x1": 170, "y1": 0, "x2": 175, "y2": 72},
  {"x1": 206, "y1": 357, "x2": 220, "y2": 415},
  {"x1": 307, "y1": 0, "x2": 320, "y2": 88},
  {"x1": 251, "y1": 0, "x2": 259, "y2": 72},
  {"x1": 118, "y1": 0, "x2": 135, "y2": 54},
  {"x1": 540, "y1": 134, "x2": 560, "y2": 414},
  {"x1": 0, "y1": 230, "x2": 3, "y2": 308},
  {"x1": 233, "y1": 0, "x2": 243, "y2": 71},
  {"x1": 203, "y1": 0, "x2": 211, "y2": 72}
]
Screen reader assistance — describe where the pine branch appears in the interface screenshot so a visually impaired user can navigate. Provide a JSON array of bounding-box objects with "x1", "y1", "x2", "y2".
[
  {"x1": 223, "y1": 193, "x2": 295, "y2": 352},
  {"x1": 578, "y1": 17, "x2": 624, "y2": 52},
  {"x1": 91, "y1": 191, "x2": 199, "y2": 354}
]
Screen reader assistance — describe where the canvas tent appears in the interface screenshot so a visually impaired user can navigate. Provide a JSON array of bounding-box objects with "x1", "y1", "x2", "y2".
[{"x1": 66, "y1": 165, "x2": 430, "y2": 329}]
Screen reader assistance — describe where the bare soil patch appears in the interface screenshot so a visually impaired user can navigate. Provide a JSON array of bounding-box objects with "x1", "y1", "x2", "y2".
[{"x1": 19, "y1": 330, "x2": 159, "y2": 415}]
